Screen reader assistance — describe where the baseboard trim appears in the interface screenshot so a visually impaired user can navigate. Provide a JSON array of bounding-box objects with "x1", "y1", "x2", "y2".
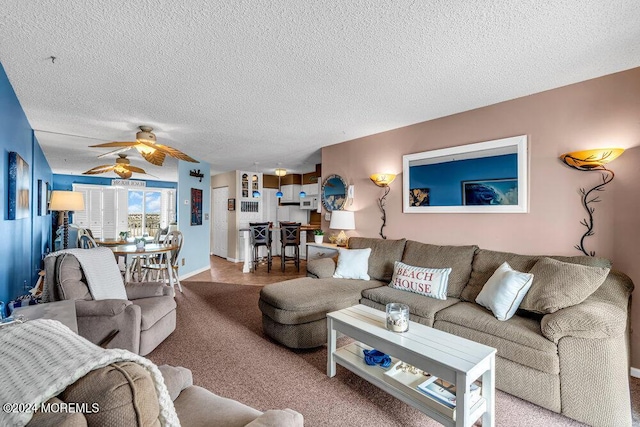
[
  {"x1": 630, "y1": 367, "x2": 640, "y2": 378},
  {"x1": 179, "y1": 266, "x2": 211, "y2": 280}
]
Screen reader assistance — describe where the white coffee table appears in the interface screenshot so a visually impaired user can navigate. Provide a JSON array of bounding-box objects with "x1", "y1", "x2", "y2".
[{"x1": 327, "y1": 304, "x2": 496, "y2": 427}]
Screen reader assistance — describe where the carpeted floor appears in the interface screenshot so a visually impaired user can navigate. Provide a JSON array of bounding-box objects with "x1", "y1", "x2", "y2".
[{"x1": 148, "y1": 281, "x2": 637, "y2": 426}]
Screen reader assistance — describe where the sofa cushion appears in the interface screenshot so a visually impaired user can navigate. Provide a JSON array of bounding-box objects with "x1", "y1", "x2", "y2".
[
  {"x1": 333, "y1": 248, "x2": 371, "y2": 280},
  {"x1": 461, "y1": 249, "x2": 612, "y2": 302},
  {"x1": 401, "y1": 240, "x2": 478, "y2": 298},
  {"x1": 135, "y1": 295, "x2": 177, "y2": 331},
  {"x1": 56, "y1": 255, "x2": 92, "y2": 301},
  {"x1": 259, "y1": 277, "x2": 385, "y2": 324},
  {"x1": 360, "y1": 286, "x2": 459, "y2": 326},
  {"x1": 347, "y1": 237, "x2": 406, "y2": 282},
  {"x1": 520, "y1": 257, "x2": 610, "y2": 314},
  {"x1": 475, "y1": 262, "x2": 534, "y2": 321},
  {"x1": 306, "y1": 257, "x2": 337, "y2": 278},
  {"x1": 60, "y1": 362, "x2": 160, "y2": 426},
  {"x1": 388, "y1": 261, "x2": 451, "y2": 300},
  {"x1": 434, "y1": 302, "x2": 559, "y2": 374}
]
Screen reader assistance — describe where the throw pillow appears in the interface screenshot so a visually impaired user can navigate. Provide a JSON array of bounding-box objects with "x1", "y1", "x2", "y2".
[
  {"x1": 388, "y1": 261, "x2": 452, "y2": 300},
  {"x1": 520, "y1": 257, "x2": 610, "y2": 314},
  {"x1": 475, "y1": 262, "x2": 534, "y2": 321},
  {"x1": 333, "y1": 248, "x2": 372, "y2": 280}
]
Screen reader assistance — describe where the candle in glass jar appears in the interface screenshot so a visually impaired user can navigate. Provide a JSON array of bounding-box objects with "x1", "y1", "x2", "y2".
[{"x1": 386, "y1": 303, "x2": 409, "y2": 332}]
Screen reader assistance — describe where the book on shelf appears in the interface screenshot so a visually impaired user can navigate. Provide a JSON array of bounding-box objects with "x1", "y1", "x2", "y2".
[{"x1": 416, "y1": 378, "x2": 481, "y2": 408}]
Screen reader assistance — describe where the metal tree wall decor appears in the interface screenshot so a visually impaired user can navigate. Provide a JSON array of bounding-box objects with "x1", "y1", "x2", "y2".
[
  {"x1": 559, "y1": 148, "x2": 624, "y2": 256},
  {"x1": 370, "y1": 173, "x2": 396, "y2": 239}
]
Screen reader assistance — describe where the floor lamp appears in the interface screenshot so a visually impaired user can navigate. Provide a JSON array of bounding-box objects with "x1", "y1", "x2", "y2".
[{"x1": 49, "y1": 191, "x2": 85, "y2": 249}]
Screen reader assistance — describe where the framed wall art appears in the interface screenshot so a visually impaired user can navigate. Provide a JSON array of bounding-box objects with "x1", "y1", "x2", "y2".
[
  {"x1": 191, "y1": 188, "x2": 203, "y2": 226},
  {"x1": 8, "y1": 151, "x2": 30, "y2": 220},
  {"x1": 402, "y1": 135, "x2": 528, "y2": 213},
  {"x1": 228, "y1": 198, "x2": 236, "y2": 211}
]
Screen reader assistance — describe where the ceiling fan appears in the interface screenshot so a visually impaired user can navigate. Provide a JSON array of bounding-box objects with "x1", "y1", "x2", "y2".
[
  {"x1": 82, "y1": 154, "x2": 153, "y2": 179},
  {"x1": 89, "y1": 126, "x2": 198, "y2": 166}
]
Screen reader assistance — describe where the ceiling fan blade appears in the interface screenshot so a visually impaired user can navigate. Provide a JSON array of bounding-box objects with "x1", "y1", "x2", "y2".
[
  {"x1": 83, "y1": 165, "x2": 116, "y2": 175},
  {"x1": 89, "y1": 141, "x2": 138, "y2": 148},
  {"x1": 140, "y1": 149, "x2": 166, "y2": 166},
  {"x1": 97, "y1": 147, "x2": 133, "y2": 158},
  {"x1": 123, "y1": 165, "x2": 147, "y2": 173},
  {"x1": 152, "y1": 143, "x2": 199, "y2": 163}
]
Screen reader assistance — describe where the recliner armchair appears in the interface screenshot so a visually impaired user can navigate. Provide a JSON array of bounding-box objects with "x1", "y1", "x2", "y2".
[{"x1": 43, "y1": 251, "x2": 177, "y2": 356}]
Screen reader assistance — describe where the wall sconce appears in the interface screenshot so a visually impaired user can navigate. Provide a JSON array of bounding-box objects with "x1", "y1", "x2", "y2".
[
  {"x1": 189, "y1": 169, "x2": 204, "y2": 182},
  {"x1": 370, "y1": 173, "x2": 396, "y2": 240},
  {"x1": 559, "y1": 148, "x2": 624, "y2": 256}
]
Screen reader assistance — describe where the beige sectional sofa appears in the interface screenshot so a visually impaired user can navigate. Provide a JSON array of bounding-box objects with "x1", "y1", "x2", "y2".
[{"x1": 258, "y1": 237, "x2": 634, "y2": 427}]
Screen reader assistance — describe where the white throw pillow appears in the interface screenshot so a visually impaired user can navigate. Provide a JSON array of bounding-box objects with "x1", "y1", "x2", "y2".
[
  {"x1": 475, "y1": 262, "x2": 534, "y2": 321},
  {"x1": 388, "y1": 261, "x2": 452, "y2": 300},
  {"x1": 333, "y1": 248, "x2": 371, "y2": 280}
]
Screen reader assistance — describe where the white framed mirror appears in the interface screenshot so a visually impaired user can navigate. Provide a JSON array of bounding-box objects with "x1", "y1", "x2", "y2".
[{"x1": 402, "y1": 135, "x2": 528, "y2": 213}]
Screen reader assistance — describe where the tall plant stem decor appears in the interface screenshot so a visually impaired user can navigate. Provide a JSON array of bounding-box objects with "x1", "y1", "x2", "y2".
[
  {"x1": 370, "y1": 173, "x2": 396, "y2": 240},
  {"x1": 559, "y1": 148, "x2": 623, "y2": 257}
]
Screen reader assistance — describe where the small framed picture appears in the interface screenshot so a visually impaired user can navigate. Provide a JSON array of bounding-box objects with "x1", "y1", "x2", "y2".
[{"x1": 228, "y1": 198, "x2": 236, "y2": 211}]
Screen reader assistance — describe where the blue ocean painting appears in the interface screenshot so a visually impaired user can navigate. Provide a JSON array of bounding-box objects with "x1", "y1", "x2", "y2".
[{"x1": 463, "y1": 179, "x2": 518, "y2": 205}]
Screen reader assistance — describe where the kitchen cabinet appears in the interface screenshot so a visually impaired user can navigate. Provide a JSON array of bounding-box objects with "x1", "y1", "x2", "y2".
[
  {"x1": 280, "y1": 184, "x2": 301, "y2": 203},
  {"x1": 301, "y1": 183, "x2": 319, "y2": 196}
]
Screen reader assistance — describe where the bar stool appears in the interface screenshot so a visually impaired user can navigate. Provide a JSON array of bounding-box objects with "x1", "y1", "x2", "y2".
[
  {"x1": 280, "y1": 222, "x2": 301, "y2": 272},
  {"x1": 250, "y1": 222, "x2": 272, "y2": 272}
]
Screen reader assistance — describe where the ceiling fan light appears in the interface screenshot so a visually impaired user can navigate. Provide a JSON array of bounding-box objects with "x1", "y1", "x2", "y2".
[{"x1": 135, "y1": 145, "x2": 156, "y2": 155}]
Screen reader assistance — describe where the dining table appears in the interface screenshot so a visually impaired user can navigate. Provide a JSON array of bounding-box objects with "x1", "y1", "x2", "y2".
[{"x1": 108, "y1": 243, "x2": 178, "y2": 284}]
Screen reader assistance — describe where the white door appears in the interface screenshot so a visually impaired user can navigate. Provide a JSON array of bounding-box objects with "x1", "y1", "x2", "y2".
[{"x1": 212, "y1": 187, "x2": 229, "y2": 258}]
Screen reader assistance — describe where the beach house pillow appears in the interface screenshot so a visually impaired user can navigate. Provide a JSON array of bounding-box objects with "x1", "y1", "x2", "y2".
[
  {"x1": 388, "y1": 261, "x2": 452, "y2": 300},
  {"x1": 333, "y1": 248, "x2": 372, "y2": 280},
  {"x1": 475, "y1": 262, "x2": 534, "y2": 321},
  {"x1": 520, "y1": 257, "x2": 610, "y2": 314}
]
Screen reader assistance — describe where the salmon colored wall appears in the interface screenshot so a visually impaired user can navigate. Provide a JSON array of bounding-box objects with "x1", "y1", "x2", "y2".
[{"x1": 322, "y1": 67, "x2": 640, "y2": 366}]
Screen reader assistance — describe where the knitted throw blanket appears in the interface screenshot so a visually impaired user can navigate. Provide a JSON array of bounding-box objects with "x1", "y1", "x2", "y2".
[
  {"x1": 0, "y1": 319, "x2": 180, "y2": 426},
  {"x1": 44, "y1": 247, "x2": 127, "y2": 301}
]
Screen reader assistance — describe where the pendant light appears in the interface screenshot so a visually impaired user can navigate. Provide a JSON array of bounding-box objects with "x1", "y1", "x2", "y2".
[{"x1": 275, "y1": 167, "x2": 286, "y2": 198}]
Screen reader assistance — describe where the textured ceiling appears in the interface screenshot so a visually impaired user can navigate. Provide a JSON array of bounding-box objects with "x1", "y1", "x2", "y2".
[{"x1": 1, "y1": 1, "x2": 639, "y2": 181}]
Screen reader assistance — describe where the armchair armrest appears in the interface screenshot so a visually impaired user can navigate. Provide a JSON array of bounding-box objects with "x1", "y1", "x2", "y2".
[
  {"x1": 307, "y1": 258, "x2": 336, "y2": 279},
  {"x1": 245, "y1": 409, "x2": 304, "y2": 427},
  {"x1": 541, "y1": 298, "x2": 627, "y2": 343},
  {"x1": 125, "y1": 281, "x2": 171, "y2": 300},
  {"x1": 75, "y1": 299, "x2": 132, "y2": 317}
]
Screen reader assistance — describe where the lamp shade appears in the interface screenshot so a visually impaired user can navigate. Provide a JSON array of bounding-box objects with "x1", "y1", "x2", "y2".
[
  {"x1": 560, "y1": 148, "x2": 624, "y2": 169},
  {"x1": 329, "y1": 210, "x2": 355, "y2": 230},
  {"x1": 275, "y1": 168, "x2": 287, "y2": 177},
  {"x1": 370, "y1": 173, "x2": 396, "y2": 187},
  {"x1": 49, "y1": 191, "x2": 85, "y2": 211}
]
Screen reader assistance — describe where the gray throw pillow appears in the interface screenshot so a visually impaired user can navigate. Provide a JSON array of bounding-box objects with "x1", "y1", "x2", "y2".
[{"x1": 520, "y1": 257, "x2": 610, "y2": 314}]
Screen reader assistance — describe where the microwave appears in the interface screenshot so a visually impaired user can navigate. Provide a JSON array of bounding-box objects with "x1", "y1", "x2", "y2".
[{"x1": 300, "y1": 196, "x2": 319, "y2": 210}]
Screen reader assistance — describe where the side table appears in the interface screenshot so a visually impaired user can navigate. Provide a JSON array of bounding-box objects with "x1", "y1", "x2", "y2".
[{"x1": 13, "y1": 300, "x2": 78, "y2": 333}]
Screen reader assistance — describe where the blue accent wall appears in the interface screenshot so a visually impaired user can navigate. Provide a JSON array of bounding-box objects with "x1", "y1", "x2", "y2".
[
  {"x1": 53, "y1": 174, "x2": 177, "y2": 190},
  {"x1": 177, "y1": 160, "x2": 210, "y2": 276},
  {"x1": 409, "y1": 154, "x2": 517, "y2": 205},
  {"x1": 0, "y1": 63, "x2": 53, "y2": 311}
]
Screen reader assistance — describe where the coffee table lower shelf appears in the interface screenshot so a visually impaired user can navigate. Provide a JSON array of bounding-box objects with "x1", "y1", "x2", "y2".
[{"x1": 334, "y1": 342, "x2": 487, "y2": 425}]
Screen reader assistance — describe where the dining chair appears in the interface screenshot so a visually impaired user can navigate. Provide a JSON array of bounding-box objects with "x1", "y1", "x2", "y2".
[
  {"x1": 78, "y1": 234, "x2": 97, "y2": 249},
  {"x1": 141, "y1": 230, "x2": 184, "y2": 292},
  {"x1": 280, "y1": 222, "x2": 301, "y2": 272},
  {"x1": 249, "y1": 222, "x2": 272, "y2": 273}
]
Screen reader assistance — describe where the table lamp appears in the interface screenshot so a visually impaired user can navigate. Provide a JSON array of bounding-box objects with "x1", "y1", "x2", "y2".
[
  {"x1": 49, "y1": 190, "x2": 85, "y2": 249},
  {"x1": 329, "y1": 210, "x2": 355, "y2": 247}
]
